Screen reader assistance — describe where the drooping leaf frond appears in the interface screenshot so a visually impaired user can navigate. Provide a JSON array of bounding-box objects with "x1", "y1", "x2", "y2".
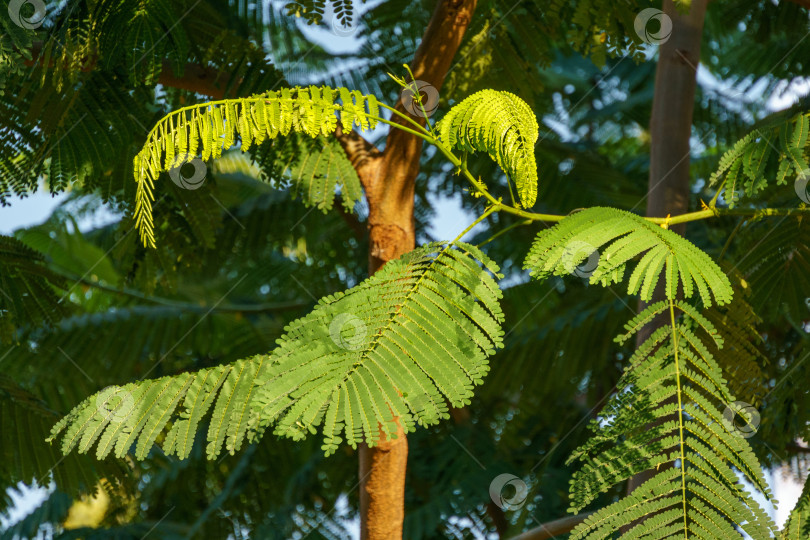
[
  {"x1": 437, "y1": 89, "x2": 539, "y2": 208},
  {"x1": 523, "y1": 207, "x2": 734, "y2": 306},
  {"x1": 567, "y1": 299, "x2": 777, "y2": 539},
  {"x1": 133, "y1": 86, "x2": 380, "y2": 247},
  {"x1": 49, "y1": 242, "x2": 504, "y2": 459},
  {"x1": 709, "y1": 111, "x2": 810, "y2": 205}
]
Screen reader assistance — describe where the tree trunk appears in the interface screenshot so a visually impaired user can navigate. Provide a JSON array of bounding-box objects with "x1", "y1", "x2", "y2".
[
  {"x1": 627, "y1": 0, "x2": 708, "y2": 496},
  {"x1": 119, "y1": 1, "x2": 480, "y2": 534},
  {"x1": 340, "y1": 1, "x2": 479, "y2": 538}
]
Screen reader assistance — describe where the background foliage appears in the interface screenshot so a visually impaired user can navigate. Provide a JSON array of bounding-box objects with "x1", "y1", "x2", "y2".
[{"x1": 0, "y1": 0, "x2": 808, "y2": 538}]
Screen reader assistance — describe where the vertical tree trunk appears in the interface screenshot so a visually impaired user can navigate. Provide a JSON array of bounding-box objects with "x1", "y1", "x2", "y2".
[
  {"x1": 627, "y1": 0, "x2": 708, "y2": 495},
  {"x1": 644, "y1": 0, "x2": 707, "y2": 237},
  {"x1": 337, "y1": 1, "x2": 479, "y2": 538}
]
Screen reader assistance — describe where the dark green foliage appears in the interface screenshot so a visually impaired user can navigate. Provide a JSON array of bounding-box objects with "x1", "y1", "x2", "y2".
[
  {"x1": 252, "y1": 133, "x2": 363, "y2": 212},
  {"x1": 735, "y1": 217, "x2": 810, "y2": 322},
  {"x1": 0, "y1": 491, "x2": 72, "y2": 540},
  {"x1": 3, "y1": 0, "x2": 810, "y2": 537},
  {"x1": 0, "y1": 235, "x2": 69, "y2": 342},
  {"x1": 284, "y1": 0, "x2": 360, "y2": 26},
  {"x1": 0, "y1": 376, "x2": 127, "y2": 504}
]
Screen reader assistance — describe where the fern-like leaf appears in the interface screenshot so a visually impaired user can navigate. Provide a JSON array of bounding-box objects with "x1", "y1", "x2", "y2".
[
  {"x1": 523, "y1": 207, "x2": 733, "y2": 306},
  {"x1": 710, "y1": 111, "x2": 810, "y2": 205},
  {"x1": 0, "y1": 235, "x2": 70, "y2": 343},
  {"x1": 133, "y1": 86, "x2": 380, "y2": 247},
  {"x1": 567, "y1": 300, "x2": 777, "y2": 539},
  {"x1": 437, "y1": 89, "x2": 539, "y2": 208},
  {"x1": 1, "y1": 376, "x2": 127, "y2": 501},
  {"x1": 702, "y1": 269, "x2": 768, "y2": 405},
  {"x1": 49, "y1": 242, "x2": 504, "y2": 459},
  {"x1": 0, "y1": 491, "x2": 72, "y2": 540},
  {"x1": 780, "y1": 475, "x2": 810, "y2": 539},
  {"x1": 252, "y1": 133, "x2": 363, "y2": 212}
]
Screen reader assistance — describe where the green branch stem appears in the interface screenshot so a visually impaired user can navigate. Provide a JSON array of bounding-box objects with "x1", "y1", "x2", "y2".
[
  {"x1": 142, "y1": 92, "x2": 809, "y2": 241},
  {"x1": 478, "y1": 218, "x2": 533, "y2": 247},
  {"x1": 388, "y1": 114, "x2": 810, "y2": 231},
  {"x1": 450, "y1": 204, "x2": 498, "y2": 245},
  {"x1": 435, "y1": 127, "x2": 809, "y2": 228},
  {"x1": 52, "y1": 269, "x2": 308, "y2": 314},
  {"x1": 669, "y1": 298, "x2": 689, "y2": 538}
]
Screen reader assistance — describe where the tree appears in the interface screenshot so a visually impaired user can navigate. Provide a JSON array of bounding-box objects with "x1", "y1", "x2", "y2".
[{"x1": 2, "y1": 0, "x2": 810, "y2": 539}]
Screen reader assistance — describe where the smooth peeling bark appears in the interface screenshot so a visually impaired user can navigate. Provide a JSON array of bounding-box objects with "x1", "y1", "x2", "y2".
[
  {"x1": 344, "y1": 1, "x2": 479, "y2": 538},
  {"x1": 627, "y1": 0, "x2": 708, "y2": 497}
]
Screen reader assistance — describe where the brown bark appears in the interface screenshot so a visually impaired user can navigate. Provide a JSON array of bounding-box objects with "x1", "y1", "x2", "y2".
[
  {"x1": 350, "y1": 1, "x2": 478, "y2": 538},
  {"x1": 626, "y1": 0, "x2": 708, "y2": 497},
  {"x1": 362, "y1": 0, "x2": 478, "y2": 273}
]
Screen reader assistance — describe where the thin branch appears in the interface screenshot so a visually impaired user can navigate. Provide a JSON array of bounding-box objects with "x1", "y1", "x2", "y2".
[
  {"x1": 24, "y1": 41, "x2": 238, "y2": 99},
  {"x1": 53, "y1": 270, "x2": 309, "y2": 314},
  {"x1": 509, "y1": 512, "x2": 594, "y2": 540}
]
